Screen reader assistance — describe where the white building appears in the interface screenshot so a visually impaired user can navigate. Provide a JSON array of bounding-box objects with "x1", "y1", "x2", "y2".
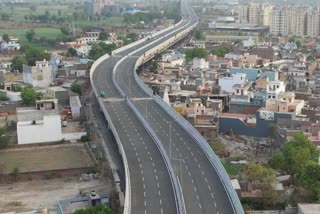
[
  {"x1": 17, "y1": 99, "x2": 86, "y2": 144},
  {"x1": 192, "y1": 58, "x2": 209, "y2": 70},
  {"x1": 243, "y1": 37, "x2": 255, "y2": 48},
  {"x1": 23, "y1": 59, "x2": 53, "y2": 88},
  {"x1": 267, "y1": 80, "x2": 286, "y2": 99},
  {"x1": 70, "y1": 95, "x2": 82, "y2": 118},
  {"x1": 218, "y1": 73, "x2": 247, "y2": 93}
]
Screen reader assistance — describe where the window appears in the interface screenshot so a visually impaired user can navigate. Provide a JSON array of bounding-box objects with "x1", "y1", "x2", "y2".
[
  {"x1": 273, "y1": 96, "x2": 275, "y2": 98},
  {"x1": 268, "y1": 95, "x2": 271, "y2": 98},
  {"x1": 277, "y1": 85, "x2": 279, "y2": 88},
  {"x1": 237, "y1": 89, "x2": 239, "y2": 94},
  {"x1": 283, "y1": 107, "x2": 285, "y2": 110}
]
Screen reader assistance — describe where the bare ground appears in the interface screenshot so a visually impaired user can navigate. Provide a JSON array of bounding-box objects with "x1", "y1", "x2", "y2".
[{"x1": 0, "y1": 177, "x2": 113, "y2": 213}]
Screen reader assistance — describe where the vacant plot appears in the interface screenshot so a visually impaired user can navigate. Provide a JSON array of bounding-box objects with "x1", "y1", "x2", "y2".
[
  {"x1": 0, "y1": 144, "x2": 93, "y2": 174},
  {"x1": 0, "y1": 177, "x2": 112, "y2": 213}
]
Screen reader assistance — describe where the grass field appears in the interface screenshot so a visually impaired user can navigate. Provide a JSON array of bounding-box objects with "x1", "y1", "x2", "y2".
[
  {"x1": 0, "y1": 28, "x2": 62, "y2": 50},
  {"x1": 0, "y1": 144, "x2": 93, "y2": 174},
  {"x1": 221, "y1": 160, "x2": 243, "y2": 176}
]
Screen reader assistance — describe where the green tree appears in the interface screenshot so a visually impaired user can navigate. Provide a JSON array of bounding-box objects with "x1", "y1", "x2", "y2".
[
  {"x1": 89, "y1": 42, "x2": 117, "y2": 60},
  {"x1": 74, "y1": 203, "x2": 112, "y2": 214},
  {"x1": 126, "y1": 32, "x2": 138, "y2": 42},
  {"x1": 194, "y1": 29, "x2": 205, "y2": 40},
  {"x1": 245, "y1": 162, "x2": 280, "y2": 205},
  {"x1": 2, "y1": 34, "x2": 9, "y2": 43},
  {"x1": 25, "y1": 29, "x2": 35, "y2": 42},
  {"x1": 268, "y1": 123, "x2": 277, "y2": 155},
  {"x1": 185, "y1": 48, "x2": 208, "y2": 62},
  {"x1": 295, "y1": 40, "x2": 302, "y2": 48},
  {"x1": 307, "y1": 54, "x2": 315, "y2": 61},
  {"x1": 10, "y1": 167, "x2": 19, "y2": 181},
  {"x1": 25, "y1": 48, "x2": 51, "y2": 66},
  {"x1": 0, "y1": 93, "x2": 9, "y2": 101},
  {"x1": 0, "y1": 128, "x2": 8, "y2": 149},
  {"x1": 0, "y1": 13, "x2": 10, "y2": 21},
  {"x1": 269, "y1": 132, "x2": 319, "y2": 178},
  {"x1": 20, "y1": 86, "x2": 39, "y2": 105},
  {"x1": 98, "y1": 31, "x2": 109, "y2": 40},
  {"x1": 71, "y1": 83, "x2": 82, "y2": 95},
  {"x1": 150, "y1": 61, "x2": 158, "y2": 73},
  {"x1": 67, "y1": 47, "x2": 77, "y2": 57},
  {"x1": 300, "y1": 160, "x2": 320, "y2": 200},
  {"x1": 60, "y1": 26, "x2": 69, "y2": 36},
  {"x1": 210, "y1": 45, "x2": 231, "y2": 57},
  {"x1": 58, "y1": 10, "x2": 62, "y2": 16},
  {"x1": 11, "y1": 55, "x2": 27, "y2": 72},
  {"x1": 30, "y1": 5, "x2": 37, "y2": 12}
]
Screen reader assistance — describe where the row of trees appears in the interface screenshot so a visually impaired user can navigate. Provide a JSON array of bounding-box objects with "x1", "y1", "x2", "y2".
[
  {"x1": 89, "y1": 42, "x2": 117, "y2": 60},
  {"x1": 184, "y1": 45, "x2": 232, "y2": 62}
]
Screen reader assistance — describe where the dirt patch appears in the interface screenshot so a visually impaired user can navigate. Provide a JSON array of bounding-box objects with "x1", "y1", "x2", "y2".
[
  {"x1": 0, "y1": 177, "x2": 112, "y2": 213},
  {"x1": 0, "y1": 144, "x2": 93, "y2": 174}
]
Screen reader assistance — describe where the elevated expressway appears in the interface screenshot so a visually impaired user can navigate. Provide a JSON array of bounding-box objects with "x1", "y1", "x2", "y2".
[{"x1": 90, "y1": 0, "x2": 244, "y2": 213}]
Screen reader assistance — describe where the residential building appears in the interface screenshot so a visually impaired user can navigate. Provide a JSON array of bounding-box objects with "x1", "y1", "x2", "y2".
[
  {"x1": 270, "y1": 8, "x2": 290, "y2": 36},
  {"x1": 248, "y1": 3, "x2": 262, "y2": 25},
  {"x1": 266, "y1": 92, "x2": 305, "y2": 115},
  {"x1": 262, "y1": 4, "x2": 273, "y2": 26},
  {"x1": 290, "y1": 8, "x2": 306, "y2": 36},
  {"x1": 23, "y1": 59, "x2": 53, "y2": 88},
  {"x1": 17, "y1": 99, "x2": 86, "y2": 144},
  {"x1": 230, "y1": 67, "x2": 261, "y2": 81},
  {"x1": 0, "y1": 37, "x2": 20, "y2": 52},
  {"x1": 218, "y1": 73, "x2": 247, "y2": 93},
  {"x1": 267, "y1": 80, "x2": 286, "y2": 99},
  {"x1": 306, "y1": 10, "x2": 320, "y2": 37},
  {"x1": 104, "y1": 4, "x2": 123, "y2": 16},
  {"x1": 238, "y1": 4, "x2": 262, "y2": 25},
  {"x1": 192, "y1": 58, "x2": 209, "y2": 70},
  {"x1": 46, "y1": 87, "x2": 69, "y2": 106},
  {"x1": 238, "y1": 4, "x2": 249, "y2": 23}
]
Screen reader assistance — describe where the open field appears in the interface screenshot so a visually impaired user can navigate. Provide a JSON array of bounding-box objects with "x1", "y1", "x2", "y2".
[
  {"x1": 0, "y1": 144, "x2": 93, "y2": 174},
  {"x1": 0, "y1": 177, "x2": 112, "y2": 213},
  {"x1": 0, "y1": 27, "x2": 62, "y2": 50}
]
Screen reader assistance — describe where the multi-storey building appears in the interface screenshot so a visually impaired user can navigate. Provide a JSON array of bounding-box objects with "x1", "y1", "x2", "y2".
[
  {"x1": 248, "y1": 3, "x2": 262, "y2": 25},
  {"x1": 23, "y1": 59, "x2": 53, "y2": 88},
  {"x1": 290, "y1": 8, "x2": 306, "y2": 36},
  {"x1": 262, "y1": 4, "x2": 273, "y2": 26},
  {"x1": 238, "y1": 3, "x2": 262, "y2": 25},
  {"x1": 306, "y1": 10, "x2": 320, "y2": 37},
  {"x1": 238, "y1": 4, "x2": 249, "y2": 23},
  {"x1": 270, "y1": 8, "x2": 290, "y2": 36}
]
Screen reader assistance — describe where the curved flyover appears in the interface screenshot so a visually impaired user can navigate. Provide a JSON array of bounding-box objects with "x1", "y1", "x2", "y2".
[{"x1": 91, "y1": 0, "x2": 244, "y2": 213}]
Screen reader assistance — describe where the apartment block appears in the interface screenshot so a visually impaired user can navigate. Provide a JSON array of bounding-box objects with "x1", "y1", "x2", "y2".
[
  {"x1": 306, "y1": 10, "x2": 320, "y2": 37},
  {"x1": 262, "y1": 4, "x2": 273, "y2": 26},
  {"x1": 238, "y1": 3, "x2": 262, "y2": 25},
  {"x1": 270, "y1": 8, "x2": 290, "y2": 36}
]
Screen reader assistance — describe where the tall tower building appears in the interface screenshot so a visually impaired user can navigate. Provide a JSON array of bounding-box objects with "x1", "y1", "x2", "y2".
[
  {"x1": 306, "y1": 10, "x2": 320, "y2": 37},
  {"x1": 289, "y1": 8, "x2": 306, "y2": 36},
  {"x1": 238, "y1": 4, "x2": 249, "y2": 23},
  {"x1": 238, "y1": 3, "x2": 262, "y2": 25},
  {"x1": 248, "y1": 3, "x2": 262, "y2": 25},
  {"x1": 270, "y1": 8, "x2": 289, "y2": 36},
  {"x1": 262, "y1": 4, "x2": 273, "y2": 26}
]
